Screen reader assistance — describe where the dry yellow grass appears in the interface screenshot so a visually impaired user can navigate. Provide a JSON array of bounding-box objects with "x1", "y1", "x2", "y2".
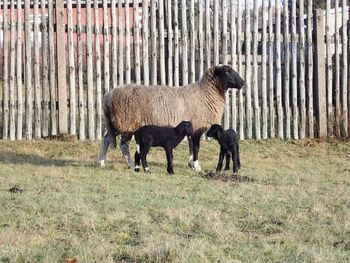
[{"x1": 0, "y1": 139, "x2": 349, "y2": 262}]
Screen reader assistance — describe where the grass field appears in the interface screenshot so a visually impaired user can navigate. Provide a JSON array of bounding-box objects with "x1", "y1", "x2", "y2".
[{"x1": 0, "y1": 138, "x2": 350, "y2": 263}]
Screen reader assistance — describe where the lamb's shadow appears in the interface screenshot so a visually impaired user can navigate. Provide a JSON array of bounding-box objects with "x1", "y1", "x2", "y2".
[{"x1": 0, "y1": 150, "x2": 93, "y2": 168}]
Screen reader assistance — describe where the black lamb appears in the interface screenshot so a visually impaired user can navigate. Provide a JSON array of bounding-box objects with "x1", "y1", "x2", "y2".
[
  {"x1": 134, "y1": 121, "x2": 194, "y2": 174},
  {"x1": 207, "y1": 124, "x2": 241, "y2": 173}
]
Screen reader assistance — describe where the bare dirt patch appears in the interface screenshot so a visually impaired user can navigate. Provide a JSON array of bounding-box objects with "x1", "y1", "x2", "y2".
[
  {"x1": 8, "y1": 186, "x2": 24, "y2": 194},
  {"x1": 201, "y1": 171, "x2": 255, "y2": 183}
]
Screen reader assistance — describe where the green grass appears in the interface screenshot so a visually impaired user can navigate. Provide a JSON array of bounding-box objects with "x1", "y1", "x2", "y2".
[{"x1": 0, "y1": 139, "x2": 350, "y2": 263}]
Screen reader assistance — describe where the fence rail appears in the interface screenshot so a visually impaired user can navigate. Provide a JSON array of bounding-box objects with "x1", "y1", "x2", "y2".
[{"x1": 1, "y1": 0, "x2": 350, "y2": 140}]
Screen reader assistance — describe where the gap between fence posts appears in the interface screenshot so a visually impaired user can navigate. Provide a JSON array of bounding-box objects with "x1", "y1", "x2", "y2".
[{"x1": 313, "y1": 9, "x2": 327, "y2": 138}]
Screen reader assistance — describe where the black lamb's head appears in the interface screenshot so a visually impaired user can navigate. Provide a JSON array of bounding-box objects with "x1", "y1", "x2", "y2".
[
  {"x1": 212, "y1": 65, "x2": 245, "y2": 94},
  {"x1": 176, "y1": 121, "x2": 194, "y2": 138},
  {"x1": 206, "y1": 124, "x2": 224, "y2": 140}
]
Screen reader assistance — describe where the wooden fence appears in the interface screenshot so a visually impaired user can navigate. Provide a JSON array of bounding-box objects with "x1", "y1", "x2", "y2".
[{"x1": 0, "y1": 0, "x2": 350, "y2": 140}]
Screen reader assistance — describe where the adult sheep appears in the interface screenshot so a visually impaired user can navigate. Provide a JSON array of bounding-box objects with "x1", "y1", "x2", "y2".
[{"x1": 99, "y1": 64, "x2": 245, "y2": 171}]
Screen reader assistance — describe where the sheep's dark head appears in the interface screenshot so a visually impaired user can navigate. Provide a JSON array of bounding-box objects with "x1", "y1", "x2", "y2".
[
  {"x1": 206, "y1": 124, "x2": 224, "y2": 140},
  {"x1": 176, "y1": 121, "x2": 194, "y2": 138},
  {"x1": 212, "y1": 65, "x2": 245, "y2": 94}
]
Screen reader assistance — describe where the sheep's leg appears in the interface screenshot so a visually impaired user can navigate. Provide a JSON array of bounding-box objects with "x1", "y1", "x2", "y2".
[
  {"x1": 165, "y1": 148, "x2": 174, "y2": 175},
  {"x1": 216, "y1": 149, "x2": 225, "y2": 172},
  {"x1": 192, "y1": 134, "x2": 202, "y2": 172},
  {"x1": 224, "y1": 152, "x2": 231, "y2": 170},
  {"x1": 99, "y1": 133, "x2": 112, "y2": 167},
  {"x1": 120, "y1": 133, "x2": 135, "y2": 169},
  {"x1": 188, "y1": 136, "x2": 194, "y2": 168},
  {"x1": 237, "y1": 143, "x2": 241, "y2": 169}
]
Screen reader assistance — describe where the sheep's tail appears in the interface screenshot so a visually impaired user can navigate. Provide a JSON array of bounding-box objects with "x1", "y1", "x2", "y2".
[{"x1": 103, "y1": 93, "x2": 117, "y2": 149}]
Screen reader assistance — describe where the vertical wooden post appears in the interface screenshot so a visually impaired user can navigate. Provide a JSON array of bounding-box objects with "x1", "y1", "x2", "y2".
[
  {"x1": 9, "y1": 0, "x2": 16, "y2": 140},
  {"x1": 291, "y1": 0, "x2": 298, "y2": 139},
  {"x1": 17, "y1": 0, "x2": 23, "y2": 140},
  {"x1": 159, "y1": 0, "x2": 166, "y2": 85},
  {"x1": 103, "y1": 0, "x2": 110, "y2": 92},
  {"x1": 313, "y1": 9, "x2": 327, "y2": 138},
  {"x1": 42, "y1": 0, "x2": 49, "y2": 137},
  {"x1": 118, "y1": 0, "x2": 124, "y2": 85},
  {"x1": 111, "y1": 0, "x2": 118, "y2": 87},
  {"x1": 142, "y1": 0, "x2": 149, "y2": 85},
  {"x1": 77, "y1": 0, "x2": 85, "y2": 139},
  {"x1": 68, "y1": 0, "x2": 76, "y2": 136},
  {"x1": 125, "y1": 0, "x2": 131, "y2": 84},
  {"x1": 205, "y1": 0, "x2": 211, "y2": 70},
  {"x1": 237, "y1": 0, "x2": 244, "y2": 139},
  {"x1": 222, "y1": 0, "x2": 229, "y2": 129},
  {"x1": 245, "y1": 0, "x2": 252, "y2": 139},
  {"x1": 2, "y1": 0, "x2": 9, "y2": 139},
  {"x1": 158, "y1": 0, "x2": 166, "y2": 85},
  {"x1": 174, "y1": 0, "x2": 179, "y2": 86},
  {"x1": 189, "y1": 0, "x2": 195, "y2": 83},
  {"x1": 283, "y1": 0, "x2": 290, "y2": 139},
  {"x1": 48, "y1": 0, "x2": 57, "y2": 136},
  {"x1": 34, "y1": 0, "x2": 41, "y2": 138},
  {"x1": 261, "y1": 0, "x2": 267, "y2": 139},
  {"x1": 56, "y1": 0, "x2": 68, "y2": 135},
  {"x1": 334, "y1": 0, "x2": 340, "y2": 136},
  {"x1": 213, "y1": 0, "x2": 219, "y2": 66},
  {"x1": 252, "y1": 0, "x2": 260, "y2": 139},
  {"x1": 299, "y1": 0, "x2": 306, "y2": 139},
  {"x1": 341, "y1": 0, "x2": 348, "y2": 137},
  {"x1": 95, "y1": 0, "x2": 102, "y2": 139},
  {"x1": 25, "y1": 0, "x2": 32, "y2": 139},
  {"x1": 86, "y1": 0, "x2": 95, "y2": 139},
  {"x1": 167, "y1": 0, "x2": 173, "y2": 86},
  {"x1": 151, "y1": 0, "x2": 157, "y2": 85},
  {"x1": 198, "y1": 0, "x2": 204, "y2": 77},
  {"x1": 181, "y1": 0, "x2": 188, "y2": 85},
  {"x1": 268, "y1": 0, "x2": 275, "y2": 138},
  {"x1": 326, "y1": 0, "x2": 333, "y2": 136},
  {"x1": 348, "y1": 0, "x2": 350, "y2": 136},
  {"x1": 275, "y1": 0, "x2": 283, "y2": 139},
  {"x1": 231, "y1": 0, "x2": 237, "y2": 131},
  {"x1": 134, "y1": 0, "x2": 141, "y2": 84},
  {"x1": 307, "y1": 0, "x2": 314, "y2": 138}
]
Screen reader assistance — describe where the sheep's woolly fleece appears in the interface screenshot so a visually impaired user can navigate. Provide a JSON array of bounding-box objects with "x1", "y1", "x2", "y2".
[{"x1": 103, "y1": 66, "x2": 234, "y2": 135}]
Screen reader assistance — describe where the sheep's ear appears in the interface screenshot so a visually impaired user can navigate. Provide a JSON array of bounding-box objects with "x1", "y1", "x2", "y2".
[{"x1": 213, "y1": 66, "x2": 228, "y2": 79}]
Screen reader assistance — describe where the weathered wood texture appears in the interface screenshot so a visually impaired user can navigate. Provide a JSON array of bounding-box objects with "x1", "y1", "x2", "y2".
[
  {"x1": 313, "y1": 9, "x2": 327, "y2": 137},
  {"x1": 56, "y1": 0, "x2": 68, "y2": 135},
  {"x1": 95, "y1": 0, "x2": 102, "y2": 139},
  {"x1": 1, "y1": 0, "x2": 349, "y2": 141}
]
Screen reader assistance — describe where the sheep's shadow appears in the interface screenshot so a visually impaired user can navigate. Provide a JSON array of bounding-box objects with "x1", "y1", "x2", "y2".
[{"x1": 0, "y1": 150, "x2": 91, "y2": 168}]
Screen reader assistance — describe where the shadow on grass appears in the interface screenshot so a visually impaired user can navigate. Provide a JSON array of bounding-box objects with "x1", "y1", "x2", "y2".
[{"x1": 0, "y1": 150, "x2": 93, "y2": 167}]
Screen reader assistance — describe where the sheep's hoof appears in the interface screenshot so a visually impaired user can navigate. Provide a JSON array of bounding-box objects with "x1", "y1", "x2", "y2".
[
  {"x1": 193, "y1": 160, "x2": 201, "y2": 172},
  {"x1": 135, "y1": 166, "x2": 140, "y2": 172},
  {"x1": 167, "y1": 170, "x2": 175, "y2": 175},
  {"x1": 100, "y1": 160, "x2": 105, "y2": 168}
]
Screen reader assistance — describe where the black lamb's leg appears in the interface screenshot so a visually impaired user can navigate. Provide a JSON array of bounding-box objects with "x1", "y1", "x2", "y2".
[
  {"x1": 216, "y1": 148, "x2": 225, "y2": 172},
  {"x1": 140, "y1": 145, "x2": 151, "y2": 172},
  {"x1": 120, "y1": 133, "x2": 134, "y2": 169},
  {"x1": 224, "y1": 152, "x2": 231, "y2": 170},
  {"x1": 165, "y1": 147, "x2": 174, "y2": 175},
  {"x1": 236, "y1": 143, "x2": 241, "y2": 170},
  {"x1": 134, "y1": 151, "x2": 141, "y2": 172}
]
